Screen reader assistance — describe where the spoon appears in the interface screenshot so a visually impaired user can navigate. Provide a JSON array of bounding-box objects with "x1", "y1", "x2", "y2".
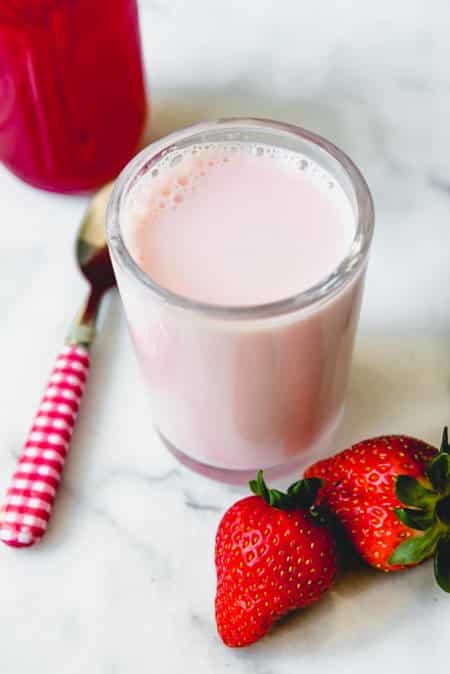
[{"x1": 0, "y1": 183, "x2": 115, "y2": 547}]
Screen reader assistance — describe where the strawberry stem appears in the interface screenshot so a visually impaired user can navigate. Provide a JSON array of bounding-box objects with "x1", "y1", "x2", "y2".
[{"x1": 249, "y1": 470, "x2": 322, "y2": 510}]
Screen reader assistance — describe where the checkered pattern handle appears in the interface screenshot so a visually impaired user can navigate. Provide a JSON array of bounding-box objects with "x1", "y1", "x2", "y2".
[{"x1": 0, "y1": 345, "x2": 90, "y2": 548}]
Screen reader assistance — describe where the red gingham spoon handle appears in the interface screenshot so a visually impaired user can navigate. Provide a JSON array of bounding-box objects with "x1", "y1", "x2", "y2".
[{"x1": 0, "y1": 345, "x2": 90, "y2": 548}]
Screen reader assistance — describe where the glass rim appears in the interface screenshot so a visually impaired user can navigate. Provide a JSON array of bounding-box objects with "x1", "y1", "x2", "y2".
[{"x1": 106, "y1": 117, "x2": 374, "y2": 320}]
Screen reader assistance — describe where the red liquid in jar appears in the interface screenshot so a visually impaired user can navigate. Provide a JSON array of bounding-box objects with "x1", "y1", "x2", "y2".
[{"x1": 0, "y1": 0, "x2": 147, "y2": 192}]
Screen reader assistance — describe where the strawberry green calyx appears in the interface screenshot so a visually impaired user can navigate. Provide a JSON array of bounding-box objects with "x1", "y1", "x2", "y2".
[
  {"x1": 249, "y1": 470, "x2": 322, "y2": 510},
  {"x1": 389, "y1": 427, "x2": 450, "y2": 591}
]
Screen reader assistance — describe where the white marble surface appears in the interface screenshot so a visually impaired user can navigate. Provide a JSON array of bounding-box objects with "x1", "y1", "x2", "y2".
[{"x1": 0, "y1": 1, "x2": 449, "y2": 672}]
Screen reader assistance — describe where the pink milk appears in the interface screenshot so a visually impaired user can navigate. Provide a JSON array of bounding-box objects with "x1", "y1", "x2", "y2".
[{"x1": 108, "y1": 121, "x2": 373, "y2": 481}]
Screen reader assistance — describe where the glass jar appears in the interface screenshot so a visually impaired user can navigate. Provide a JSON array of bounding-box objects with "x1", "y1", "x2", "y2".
[{"x1": 0, "y1": 0, "x2": 147, "y2": 192}]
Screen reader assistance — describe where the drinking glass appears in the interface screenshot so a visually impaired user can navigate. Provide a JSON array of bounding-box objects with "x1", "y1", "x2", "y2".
[{"x1": 106, "y1": 119, "x2": 374, "y2": 482}]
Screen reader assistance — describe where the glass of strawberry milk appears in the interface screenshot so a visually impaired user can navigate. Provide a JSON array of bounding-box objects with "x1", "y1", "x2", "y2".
[{"x1": 106, "y1": 118, "x2": 374, "y2": 482}]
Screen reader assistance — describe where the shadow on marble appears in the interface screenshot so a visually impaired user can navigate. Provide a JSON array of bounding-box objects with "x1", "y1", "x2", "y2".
[
  {"x1": 336, "y1": 335, "x2": 448, "y2": 451},
  {"x1": 145, "y1": 88, "x2": 353, "y2": 157}
]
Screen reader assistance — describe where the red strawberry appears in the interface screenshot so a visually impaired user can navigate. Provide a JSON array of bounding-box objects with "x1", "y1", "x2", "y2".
[
  {"x1": 305, "y1": 429, "x2": 450, "y2": 591},
  {"x1": 214, "y1": 472, "x2": 337, "y2": 647}
]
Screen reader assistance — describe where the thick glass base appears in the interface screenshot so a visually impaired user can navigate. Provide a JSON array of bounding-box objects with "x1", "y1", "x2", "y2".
[{"x1": 156, "y1": 413, "x2": 342, "y2": 484}]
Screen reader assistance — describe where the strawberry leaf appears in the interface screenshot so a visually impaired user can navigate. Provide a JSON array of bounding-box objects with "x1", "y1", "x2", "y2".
[
  {"x1": 426, "y1": 453, "x2": 450, "y2": 493},
  {"x1": 395, "y1": 475, "x2": 437, "y2": 509},
  {"x1": 249, "y1": 480, "x2": 258, "y2": 495},
  {"x1": 249, "y1": 472, "x2": 321, "y2": 510},
  {"x1": 288, "y1": 480, "x2": 304, "y2": 496},
  {"x1": 436, "y1": 495, "x2": 450, "y2": 525},
  {"x1": 268, "y1": 489, "x2": 286, "y2": 508},
  {"x1": 388, "y1": 525, "x2": 442, "y2": 566},
  {"x1": 440, "y1": 427, "x2": 450, "y2": 455},
  {"x1": 434, "y1": 538, "x2": 450, "y2": 592},
  {"x1": 394, "y1": 507, "x2": 434, "y2": 531},
  {"x1": 250, "y1": 470, "x2": 270, "y2": 502},
  {"x1": 288, "y1": 478, "x2": 322, "y2": 507}
]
